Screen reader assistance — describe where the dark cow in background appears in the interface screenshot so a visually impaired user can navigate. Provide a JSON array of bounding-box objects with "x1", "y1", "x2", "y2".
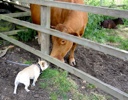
[
  {"x1": 30, "y1": 0, "x2": 88, "y2": 66},
  {"x1": 100, "y1": 18, "x2": 124, "y2": 29}
]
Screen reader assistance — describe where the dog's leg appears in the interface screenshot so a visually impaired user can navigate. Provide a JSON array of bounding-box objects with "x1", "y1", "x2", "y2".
[
  {"x1": 32, "y1": 79, "x2": 37, "y2": 86},
  {"x1": 13, "y1": 81, "x2": 19, "y2": 94},
  {"x1": 24, "y1": 80, "x2": 30, "y2": 92},
  {"x1": 32, "y1": 76, "x2": 39, "y2": 86},
  {"x1": 25, "y1": 85, "x2": 30, "y2": 92}
]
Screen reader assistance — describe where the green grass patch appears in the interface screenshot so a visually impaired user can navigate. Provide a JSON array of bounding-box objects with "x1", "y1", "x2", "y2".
[
  {"x1": 39, "y1": 68, "x2": 110, "y2": 100},
  {"x1": 23, "y1": 60, "x2": 33, "y2": 65},
  {"x1": 86, "y1": 83, "x2": 96, "y2": 89},
  {"x1": 40, "y1": 68, "x2": 74, "y2": 99},
  {"x1": 17, "y1": 28, "x2": 36, "y2": 42},
  {"x1": 118, "y1": 39, "x2": 128, "y2": 50}
]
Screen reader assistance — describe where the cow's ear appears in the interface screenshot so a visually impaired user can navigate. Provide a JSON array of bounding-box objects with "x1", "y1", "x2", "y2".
[
  {"x1": 66, "y1": 27, "x2": 76, "y2": 34},
  {"x1": 71, "y1": 33, "x2": 81, "y2": 37}
]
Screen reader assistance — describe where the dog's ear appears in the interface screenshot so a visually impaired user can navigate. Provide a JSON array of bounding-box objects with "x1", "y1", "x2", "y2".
[{"x1": 42, "y1": 62, "x2": 45, "y2": 67}]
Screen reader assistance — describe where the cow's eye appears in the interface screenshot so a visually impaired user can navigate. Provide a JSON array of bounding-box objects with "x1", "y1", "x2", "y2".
[{"x1": 61, "y1": 40, "x2": 66, "y2": 44}]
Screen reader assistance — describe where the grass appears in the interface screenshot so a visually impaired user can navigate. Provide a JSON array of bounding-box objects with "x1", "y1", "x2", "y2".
[
  {"x1": 86, "y1": 83, "x2": 96, "y2": 89},
  {"x1": 23, "y1": 60, "x2": 33, "y2": 65},
  {"x1": 84, "y1": 12, "x2": 128, "y2": 51},
  {"x1": 83, "y1": 0, "x2": 128, "y2": 51},
  {"x1": 39, "y1": 68, "x2": 110, "y2": 100},
  {"x1": 40, "y1": 68, "x2": 76, "y2": 99}
]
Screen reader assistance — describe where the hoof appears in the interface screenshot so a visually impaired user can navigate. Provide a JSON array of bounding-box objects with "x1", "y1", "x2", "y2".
[{"x1": 69, "y1": 58, "x2": 76, "y2": 66}]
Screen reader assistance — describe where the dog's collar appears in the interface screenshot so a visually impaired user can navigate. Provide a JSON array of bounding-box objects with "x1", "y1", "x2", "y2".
[{"x1": 36, "y1": 63, "x2": 42, "y2": 74}]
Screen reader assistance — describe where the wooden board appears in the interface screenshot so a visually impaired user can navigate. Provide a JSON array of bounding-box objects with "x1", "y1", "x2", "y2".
[
  {"x1": 40, "y1": 5, "x2": 50, "y2": 54},
  {"x1": 16, "y1": 0, "x2": 128, "y2": 18},
  {"x1": 0, "y1": 12, "x2": 31, "y2": 17}
]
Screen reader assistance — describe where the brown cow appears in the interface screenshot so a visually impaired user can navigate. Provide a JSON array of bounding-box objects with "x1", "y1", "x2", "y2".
[{"x1": 30, "y1": 0, "x2": 88, "y2": 66}]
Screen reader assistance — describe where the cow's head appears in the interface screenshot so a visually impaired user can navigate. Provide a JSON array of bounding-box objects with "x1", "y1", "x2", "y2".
[{"x1": 50, "y1": 24, "x2": 73, "y2": 62}]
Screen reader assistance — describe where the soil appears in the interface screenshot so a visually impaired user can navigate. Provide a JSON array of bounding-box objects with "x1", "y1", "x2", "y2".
[{"x1": 0, "y1": 39, "x2": 128, "y2": 100}]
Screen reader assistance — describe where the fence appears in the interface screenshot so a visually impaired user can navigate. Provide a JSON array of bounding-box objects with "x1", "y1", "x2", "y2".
[{"x1": 0, "y1": 0, "x2": 128, "y2": 99}]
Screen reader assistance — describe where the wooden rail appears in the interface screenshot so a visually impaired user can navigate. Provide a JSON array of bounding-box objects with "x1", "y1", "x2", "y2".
[
  {"x1": 0, "y1": 12, "x2": 31, "y2": 17},
  {"x1": 16, "y1": 0, "x2": 128, "y2": 18}
]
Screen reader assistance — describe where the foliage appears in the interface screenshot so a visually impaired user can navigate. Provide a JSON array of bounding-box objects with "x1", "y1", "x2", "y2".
[
  {"x1": 83, "y1": 0, "x2": 128, "y2": 51},
  {"x1": 17, "y1": 28, "x2": 36, "y2": 42},
  {"x1": 86, "y1": 83, "x2": 96, "y2": 89},
  {"x1": 0, "y1": 40, "x2": 2, "y2": 45},
  {"x1": 84, "y1": 13, "x2": 113, "y2": 43},
  {"x1": 0, "y1": 20, "x2": 15, "y2": 32},
  {"x1": 85, "y1": 0, "x2": 100, "y2": 6},
  {"x1": 86, "y1": 0, "x2": 128, "y2": 9}
]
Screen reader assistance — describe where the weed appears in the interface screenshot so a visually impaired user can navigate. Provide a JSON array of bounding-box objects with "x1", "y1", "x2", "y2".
[
  {"x1": 86, "y1": 83, "x2": 96, "y2": 89},
  {"x1": 50, "y1": 92, "x2": 58, "y2": 100},
  {"x1": 17, "y1": 28, "x2": 36, "y2": 42},
  {"x1": 0, "y1": 40, "x2": 3, "y2": 45},
  {"x1": 90, "y1": 93, "x2": 107, "y2": 100},
  {"x1": 23, "y1": 60, "x2": 33, "y2": 65}
]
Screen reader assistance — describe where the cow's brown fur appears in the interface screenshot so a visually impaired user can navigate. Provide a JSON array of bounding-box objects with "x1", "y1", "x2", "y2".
[{"x1": 30, "y1": 0, "x2": 88, "y2": 66}]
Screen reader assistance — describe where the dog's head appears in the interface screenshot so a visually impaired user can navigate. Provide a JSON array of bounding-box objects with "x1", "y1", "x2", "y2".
[{"x1": 38, "y1": 60, "x2": 49, "y2": 71}]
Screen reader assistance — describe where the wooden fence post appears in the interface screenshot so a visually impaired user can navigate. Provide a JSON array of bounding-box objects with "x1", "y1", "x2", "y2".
[{"x1": 40, "y1": 5, "x2": 50, "y2": 55}]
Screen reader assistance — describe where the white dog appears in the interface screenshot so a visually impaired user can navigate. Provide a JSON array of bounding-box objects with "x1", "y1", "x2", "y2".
[{"x1": 13, "y1": 60, "x2": 48, "y2": 94}]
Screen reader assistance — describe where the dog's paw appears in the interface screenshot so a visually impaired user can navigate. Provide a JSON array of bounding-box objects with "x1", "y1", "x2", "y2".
[
  {"x1": 25, "y1": 88, "x2": 30, "y2": 92},
  {"x1": 26, "y1": 89, "x2": 30, "y2": 92}
]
